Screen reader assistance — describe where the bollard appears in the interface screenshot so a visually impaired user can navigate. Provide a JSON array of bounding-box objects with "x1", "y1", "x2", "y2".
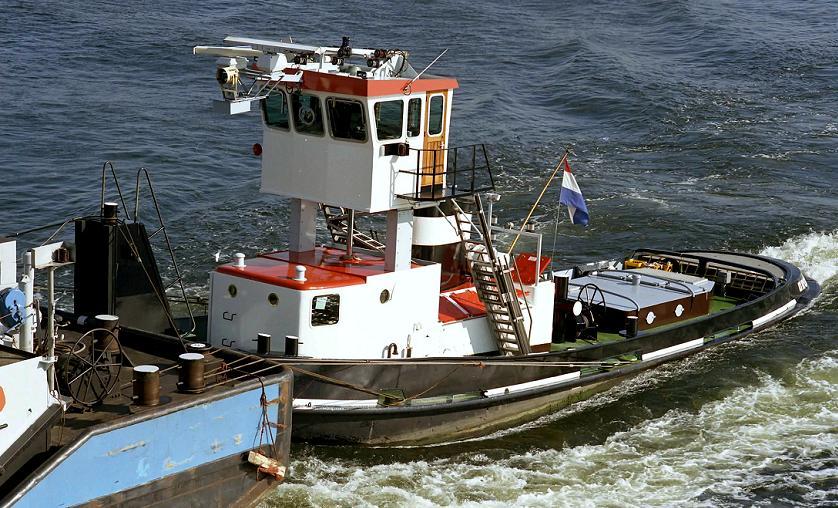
[
  {"x1": 284, "y1": 336, "x2": 300, "y2": 357},
  {"x1": 626, "y1": 315, "x2": 639, "y2": 338},
  {"x1": 187, "y1": 342, "x2": 211, "y2": 353},
  {"x1": 256, "y1": 333, "x2": 271, "y2": 355},
  {"x1": 178, "y1": 352, "x2": 206, "y2": 393},
  {"x1": 102, "y1": 202, "x2": 119, "y2": 225},
  {"x1": 94, "y1": 314, "x2": 120, "y2": 352},
  {"x1": 133, "y1": 365, "x2": 160, "y2": 406}
]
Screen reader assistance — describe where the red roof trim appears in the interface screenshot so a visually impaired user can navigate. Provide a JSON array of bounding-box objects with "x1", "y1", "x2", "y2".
[
  {"x1": 291, "y1": 69, "x2": 459, "y2": 97},
  {"x1": 215, "y1": 247, "x2": 421, "y2": 290}
]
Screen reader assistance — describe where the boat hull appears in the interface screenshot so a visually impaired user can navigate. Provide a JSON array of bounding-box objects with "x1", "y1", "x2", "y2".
[
  {"x1": 3, "y1": 371, "x2": 293, "y2": 508},
  {"x1": 278, "y1": 250, "x2": 819, "y2": 446}
]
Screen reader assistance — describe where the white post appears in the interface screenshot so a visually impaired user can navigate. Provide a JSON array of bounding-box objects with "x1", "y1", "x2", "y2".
[
  {"x1": 385, "y1": 209, "x2": 414, "y2": 272},
  {"x1": 19, "y1": 250, "x2": 35, "y2": 353},
  {"x1": 46, "y1": 266, "x2": 56, "y2": 392},
  {"x1": 485, "y1": 192, "x2": 500, "y2": 242},
  {"x1": 288, "y1": 198, "x2": 317, "y2": 252},
  {"x1": 343, "y1": 209, "x2": 355, "y2": 259}
]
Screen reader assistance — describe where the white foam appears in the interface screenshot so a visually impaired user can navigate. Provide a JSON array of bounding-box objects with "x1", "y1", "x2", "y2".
[
  {"x1": 264, "y1": 352, "x2": 838, "y2": 507},
  {"x1": 759, "y1": 230, "x2": 838, "y2": 284}
]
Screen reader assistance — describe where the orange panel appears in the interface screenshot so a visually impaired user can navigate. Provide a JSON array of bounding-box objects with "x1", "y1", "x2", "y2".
[
  {"x1": 217, "y1": 247, "x2": 424, "y2": 290},
  {"x1": 292, "y1": 69, "x2": 459, "y2": 97},
  {"x1": 510, "y1": 253, "x2": 552, "y2": 286},
  {"x1": 448, "y1": 289, "x2": 487, "y2": 318},
  {"x1": 438, "y1": 296, "x2": 470, "y2": 323},
  {"x1": 266, "y1": 247, "x2": 420, "y2": 279},
  {"x1": 216, "y1": 255, "x2": 366, "y2": 290}
]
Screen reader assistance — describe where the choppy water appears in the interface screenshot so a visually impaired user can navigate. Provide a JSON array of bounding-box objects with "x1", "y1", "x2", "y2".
[{"x1": 2, "y1": 1, "x2": 836, "y2": 506}]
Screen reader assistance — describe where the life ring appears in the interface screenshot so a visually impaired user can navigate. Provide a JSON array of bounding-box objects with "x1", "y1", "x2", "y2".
[{"x1": 298, "y1": 105, "x2": 315, "y2": 126}]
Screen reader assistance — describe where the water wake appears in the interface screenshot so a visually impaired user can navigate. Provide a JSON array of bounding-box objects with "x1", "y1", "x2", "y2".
[
  {"x1": 759, "y1": 230, "x2": 838, "y2": 285},
  {"x1": 265, "y1": 353, "x2": 838, "y2": 507}
]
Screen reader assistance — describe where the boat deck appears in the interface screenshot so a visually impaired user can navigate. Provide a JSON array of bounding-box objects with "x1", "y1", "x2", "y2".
[
  {"x1": 550, "y1": 295, "x2": 740, "y2": 352},
  {"x1": 40, "y1": 327, "x2": 284, "y2": 448},
  {"x1": 0, "y1": 348, "x2": 29, "y2": 368}
]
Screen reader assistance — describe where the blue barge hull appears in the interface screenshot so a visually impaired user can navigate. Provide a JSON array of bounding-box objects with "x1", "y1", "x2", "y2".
[{"x1": 3, "y1": 369, "x2": 293, "y2": 507}]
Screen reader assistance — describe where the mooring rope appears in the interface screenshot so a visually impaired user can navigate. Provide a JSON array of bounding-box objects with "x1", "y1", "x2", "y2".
[{"x1": 288, "y1": 365, "x2": 394, "y2": 399}]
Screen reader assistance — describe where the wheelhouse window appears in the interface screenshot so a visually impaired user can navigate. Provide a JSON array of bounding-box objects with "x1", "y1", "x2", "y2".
[
  {"x1": 263, "y1": 92, "x2": 289, "y2": 129},
  {"x1": 428, "y1": 95, "x2": 444, "y2": 136},
  {"x1": 374, "y1": 100, "x2": 404, "y2": 140},
  {"x1": 291, "y1": 93, "x2": 324, "y2": 135},
  {"x1": 327, "y1": 98, "x2": 367, "y2": 141},
  {"x1": 311, "y1": 294, "x2": 340, "y2": 326},
  {"x1": 407, "y1": 98, "x2": 422, "y2": 137}
]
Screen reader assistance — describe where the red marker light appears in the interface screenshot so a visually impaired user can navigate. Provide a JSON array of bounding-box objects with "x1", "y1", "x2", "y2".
[{"x1": 252, "y1": 143, "x2": 263, "y2": 156}]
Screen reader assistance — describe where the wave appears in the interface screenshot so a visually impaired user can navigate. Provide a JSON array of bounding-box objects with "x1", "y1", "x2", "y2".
[
  {"x1": 265, "y1": 352, "x2": 838, "y2": 507},
  {"x1": 759, "y1": 230, "x2": 838, "y2": 284}
]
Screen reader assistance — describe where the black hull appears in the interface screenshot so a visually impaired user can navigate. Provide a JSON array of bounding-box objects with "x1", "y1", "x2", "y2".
[{"x1": 275, "y1": 251, "x2": 820, "y2": 446}]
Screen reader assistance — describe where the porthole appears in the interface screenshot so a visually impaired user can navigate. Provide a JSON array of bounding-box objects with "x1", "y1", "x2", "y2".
[
  {"x1": 379, "y1": 289, "x2": 391, "y2": 304},
  {"x1": 228, "y1": 284, "x2": 238, "y2": 297},
  {"x1": 268, "y1": 293, "x2": 279, "y2": 306}
]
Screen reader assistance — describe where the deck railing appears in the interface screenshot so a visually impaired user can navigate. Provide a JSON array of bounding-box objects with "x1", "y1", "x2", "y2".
[{"x1": 396, "y1": 143, "x2": 495, "y2": 201}]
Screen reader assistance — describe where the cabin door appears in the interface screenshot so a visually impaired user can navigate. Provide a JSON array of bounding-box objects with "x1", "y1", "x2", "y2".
[{"x1": 421, "y1": 90, "x2": 449, "y2": 188}]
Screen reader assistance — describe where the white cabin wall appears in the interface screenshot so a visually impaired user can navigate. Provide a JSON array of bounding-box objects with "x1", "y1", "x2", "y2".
[
  {"x1": 260, "y1": 122, "x2": 375, "y2": 211},
  {"x1": 258, "y1": 90, "x2": 433, "y2": 213},
  {"x1": 0, "y1": 357, "x2": 60, "y2": 457},
  {"x1": 208, "y1": 263, "x2": 444, "y2": 358},
  {"x1": 526, "y1": 280, "x2": 556, "y2": 347},
  {"x1": 0, "y1": 238, "x2": 16, "y2": 290},
  {"x1": 415, "y1": 316, "x2": 496, "y2": 357},
  {"x1": 208, "y1": 271, "x2": 304, "y2": 350}
]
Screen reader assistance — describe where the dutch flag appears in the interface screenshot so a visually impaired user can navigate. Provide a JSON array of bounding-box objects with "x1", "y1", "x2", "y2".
[{"x1": 559, "y1": 160, "x2": 589, "y2": 225}]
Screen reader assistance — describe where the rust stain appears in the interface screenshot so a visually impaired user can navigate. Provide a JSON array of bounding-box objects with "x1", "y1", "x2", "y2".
[
  {"x1": 0, "y1": 386, "x2": 5, "y2": 412},
  {"x1": 163, "y1": 455, "x2": 194, "y2": 470},
  {"x1": 106, "y1": 440, "x2": 147, "y2": 456}
]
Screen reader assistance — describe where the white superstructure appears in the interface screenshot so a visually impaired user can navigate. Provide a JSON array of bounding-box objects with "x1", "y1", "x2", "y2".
[{"x1": 195, "y1": 36, "x2": 556, "y2": 358}]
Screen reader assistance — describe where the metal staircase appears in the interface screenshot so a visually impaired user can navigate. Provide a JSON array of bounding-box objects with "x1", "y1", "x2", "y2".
[
  {"x1": 320, "y1": 204, "x2": 386, "y2": 253},
  {"x1": 451, "y1": 195, "x2": 531, "y2": 356}
]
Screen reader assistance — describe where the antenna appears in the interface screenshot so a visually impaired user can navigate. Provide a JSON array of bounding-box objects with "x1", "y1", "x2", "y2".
[{"x1": 402, "y1": 48, "x2": 448, "y2": 92}]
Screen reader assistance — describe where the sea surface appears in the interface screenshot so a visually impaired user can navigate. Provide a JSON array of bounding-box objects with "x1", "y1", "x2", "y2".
[{"x1": 2, "y1": 1, "x2": 836, "y2": 506}]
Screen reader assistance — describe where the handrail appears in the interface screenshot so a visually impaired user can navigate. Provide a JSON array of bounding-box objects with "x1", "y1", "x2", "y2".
[
  {"x1": 632, "y1": 248, "x2": 780, "y2": 285},
  {"x1": 99, "y1": 161, "x2": 131, "y2": 219},
  {"x1": 397, "y1": 143, "x2": 494, "y2": 201},
  {"x1": 134, "y1": 168, "x2": 197, "y2": 336}
]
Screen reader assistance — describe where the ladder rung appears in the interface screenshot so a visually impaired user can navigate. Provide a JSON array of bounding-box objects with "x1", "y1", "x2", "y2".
[{"x1": 491, "y1": 318, "x2": 513, "y2": 325}]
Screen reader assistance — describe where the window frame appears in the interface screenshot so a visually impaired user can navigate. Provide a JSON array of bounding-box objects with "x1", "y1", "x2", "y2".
[
  {"x1": 310, "y1": 294, "x2": 340, "y2": 327},
  {"x1": 373, "y1": 99, "x2": 405, "y2": 142},
  {"x1": 262, "y1": 91, "x2": 291, "y2": 131},
  {"x1": 290, "y1": 92, "x2": 326, "y2": 137},
  {"x1": 427, "y1": 94, "x2": 445, "y2": 136},
  {"x1": 407, "y1": 97, "x2": 423, "y2": 138},
  {"x1": 326, "y1": 97, "x2": 368, "y2": 143}
]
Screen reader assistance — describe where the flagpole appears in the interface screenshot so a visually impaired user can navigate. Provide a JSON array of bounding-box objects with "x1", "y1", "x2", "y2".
[
  {"x1": 549, "y1": 202, "x2": 562, "y2": 265},
  {"x1": 506, "y1": 150, "x2": 569, "y2": 256}
]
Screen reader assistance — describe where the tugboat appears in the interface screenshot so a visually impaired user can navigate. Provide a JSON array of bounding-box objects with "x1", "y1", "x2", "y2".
[
  {"x1": 0, "y1": 185, "x2": 293, "y2": 505},
  {"x1": 189, "y1": 35, "x2": 819, "y2": 446}
]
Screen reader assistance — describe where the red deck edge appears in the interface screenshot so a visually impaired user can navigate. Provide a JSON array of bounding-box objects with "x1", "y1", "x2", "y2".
[
  {"x1": 296, "y1": 69, "x2": 459, "y2": 97},
  {"x1": 216, "y1": 247, "x2": 422, "y2": 290}
]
